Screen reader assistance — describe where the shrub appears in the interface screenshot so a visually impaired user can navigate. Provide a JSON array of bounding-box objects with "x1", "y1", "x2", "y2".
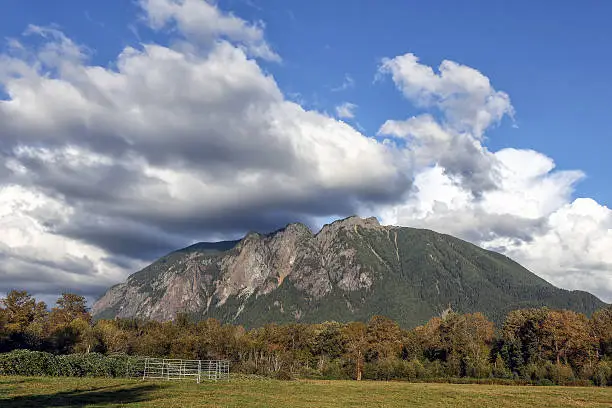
[
  {"x1": 422, "y1": 360, "x2": 444, "y2": 378},
  {"x1": 522, "y1": 362, "x2": 548, "y2": 382},
  {"x1": 464, "y1": 357, "x2": 492, "y2": 379},
  {"x1": 232, "y1": 359, "x2": 258, "y2": 375},
  {"x1": 393, "y1": 359, "x2": 427, "y2": 381},
  {"x1": 0, "y1": 349, "x2": 55, "y2": 376},
  {"x1": 363, "y1": 359, "x2": 397, "y2": 380},
  {"x1": 592, "y1": 360, "x2": 612, "y2": 386},
  {"x1": 320, "y1": 359, "x2": 349, "y2": 380},
  {"x1": 0, "y1": 350, "x2": 131, "y2": 378},
  {"x1": 536, "y1": 378, "x2": 554, "y2": 386},
  {"x1": 546, "y1": 362, "x2": 575, "y2": 385},
  {"x1": 297, "y1": 367, "x2": 321, "y2": 379},
  {"x1": 393, "y1": 359, "x2": 416, "y2": 380},
  {"x1": 492, "y1": 354, "x2": 513, "y2": 379},
  {"x1": 274, "y1": 368, "x2": 294, "y2": 380}
]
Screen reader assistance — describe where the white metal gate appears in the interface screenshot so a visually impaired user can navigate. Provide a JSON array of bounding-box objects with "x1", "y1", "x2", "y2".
[{"x1": 141, "y1": 358, "x2": 230, "y2": 383}]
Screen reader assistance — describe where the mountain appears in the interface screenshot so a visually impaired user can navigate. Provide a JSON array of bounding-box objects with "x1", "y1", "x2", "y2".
[{"x1": 92, "y1": 216, "x2": 606, "y2": 328}]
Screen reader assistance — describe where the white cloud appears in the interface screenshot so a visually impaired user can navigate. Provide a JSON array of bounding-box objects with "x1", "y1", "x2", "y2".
[
  {"x1": 491, "y1": 198, "x2": 612, "y2": 302},
  {"x1": 379, "y1": 152, "x2": 612, "y2": 303},
  {"x1": 332, "y1": 74, "x2": 355, "y2": 92},
  {"x1": 378, "y1": 114, "x2": 497, "y2": 194},
  {"x1": 335, "y1": 102, "x2": 357, "y2": 119},
  {"x1": 141, "y1": 0, "x2": 280, "y2": 61},
  {"x1": 0, "y1": 185, "x2": 134, "y2": 295},
  {"x1": 379, "y1": 149, "x2": 583, "y2": 241},
  {"x1": 378, "y1": 53, "x2": 514, "y2": 137},
  {"x1": 376, "y1": 53, "x2": 612, "y2": 300},
  {"x1": 376, "y1": 52, "x2": 612, "y2": 302}
]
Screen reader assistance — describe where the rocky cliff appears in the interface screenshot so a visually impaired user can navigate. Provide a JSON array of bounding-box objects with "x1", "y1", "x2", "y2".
[{"x1": 92, "y1": 216, "x2": 605, "y2": 327}]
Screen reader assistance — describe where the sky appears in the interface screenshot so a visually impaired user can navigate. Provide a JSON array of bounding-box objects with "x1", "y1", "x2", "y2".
[{"x1": 0, "y1": 0, "x2": 611, "y2": 306}]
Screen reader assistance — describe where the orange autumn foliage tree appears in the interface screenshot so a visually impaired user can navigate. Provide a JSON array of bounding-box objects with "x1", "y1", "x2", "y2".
[{"x1": 540, "y1": 309, "x2": 595, "y2": 366}]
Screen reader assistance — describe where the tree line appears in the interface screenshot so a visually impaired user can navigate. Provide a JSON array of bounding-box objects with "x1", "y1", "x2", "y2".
[{"x1": 1, "y1": 290, "x2": 612, "y2": 385}]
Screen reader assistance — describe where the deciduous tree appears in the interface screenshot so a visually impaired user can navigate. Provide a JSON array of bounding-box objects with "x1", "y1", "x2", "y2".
[{"x1": 343, "y1": 322, "x2": 367, "y2": 380}]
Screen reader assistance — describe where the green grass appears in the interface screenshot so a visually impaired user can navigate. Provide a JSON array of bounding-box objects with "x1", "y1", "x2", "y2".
[{"x1": 2, "y1": 376, "x2": 612, "y2": 407}]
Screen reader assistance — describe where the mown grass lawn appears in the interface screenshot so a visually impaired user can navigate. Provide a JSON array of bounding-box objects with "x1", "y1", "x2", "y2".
[{"x1": 2, "y1": 375, "x2": 612, "y2": 407}]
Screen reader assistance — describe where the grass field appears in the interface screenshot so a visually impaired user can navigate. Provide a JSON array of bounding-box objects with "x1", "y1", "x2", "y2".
[{"x1": 2, "y1": 376, "x2": 612, "y2": 408}]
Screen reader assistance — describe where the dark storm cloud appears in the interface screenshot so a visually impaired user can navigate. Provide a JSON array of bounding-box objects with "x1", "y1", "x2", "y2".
[
  {"x1": 51, "y1": 173, "x2": 413, "y2": 263},
  {"x1": 0, "y1": 253, "x2": 108, "y2": 300},
  {"x1": 55, "y1": 219, "x2": 189, "y2": 261}
]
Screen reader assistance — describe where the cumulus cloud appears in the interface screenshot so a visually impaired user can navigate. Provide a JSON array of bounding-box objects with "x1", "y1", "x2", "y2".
[
  {"x1": 377, "y1": 52, "x2": 612, "y2": 302},
  {"x1": 491, "y1": 198, "x2": 612, "y2": 302},
  {"x1": 141, "y1": 0, "x2": 280, "y2": 61},
  {"x1": 0, "y1": 185, "x2": 134, "y2": 297},
  {"x1": 378, "y1": 53, "x2": 514, "y2": 137},
  {"x1": 379, "y1": 149, "x2": 582, "y2": 241},
  {"x1": 335, "y1": 102, "x2": 357, "y2": 119},
  {"x1": 376, "y1": 54, "x2": 516, "y2": 195},
  {"x1": 378, "y1": 114, "x2": 498, "y2": 194},
  {"x1": 379, "y1": 122, "x2": 612, "y2": 301}
]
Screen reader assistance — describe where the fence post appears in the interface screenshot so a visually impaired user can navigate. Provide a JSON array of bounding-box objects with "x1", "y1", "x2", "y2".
[{"x1": 142, "y1": 358, "x2": 148, "y2": 380}]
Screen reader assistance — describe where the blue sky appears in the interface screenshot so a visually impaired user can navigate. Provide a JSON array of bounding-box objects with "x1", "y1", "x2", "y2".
[
  {"x1": 2, "y1": 0, "x2": 610, "y2": 204},
  {"x1": 0, "y1": 0, "x2": 611, "y2": 303},
  {"x1": 230, "y1": 0, "x2": 612, "y2": 206}
]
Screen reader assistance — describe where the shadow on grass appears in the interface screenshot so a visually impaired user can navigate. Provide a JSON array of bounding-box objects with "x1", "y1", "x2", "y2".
[{"x1": 0, "y1": 383, "x2": 161, "y2": 407}]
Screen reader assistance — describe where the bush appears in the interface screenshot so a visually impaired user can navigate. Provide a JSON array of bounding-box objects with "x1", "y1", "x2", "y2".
[
  {"x1": 423, "y1": 360, "x2": 444, "y2": 378},
  {"x1": 492, "y1": 354, "x2": 513, "y2": 379},
  {"x1": 0, "y1": 349, "x2": 55, "y2": 376},
  {"x1": 363, "y1": 359, "x2": 396, "y2": 380},
  {"x1": 0, "y1": 350, "x2": 131, "y2": 377},
  {"x1": 536, "y1": 378, "x2": 554, "y2": 386},
  {"x1": 522, "y1": 362, "x2": 548, "y2": 382},
  {"x1": 58, "y1": 353, "x2": 128, "y2": 377},
  {"x1": 320, "y1": 359, "x2": 349, "y2": 380},
  {"x1": 393, "y1": 359, "x2": 416, "y2": 380},
  {"x1": 232, "y1": 359, "x2": 258, "y2": 375},
  {"x1": 546, "y1": 362, "x2": 575, "y2": 385},
  {"x1": 392, "y1": 359, "x2": 428, "y2": 381},
  {"x1": 520, "y1": 361, "x2": 578, "y2": 385},
  {"x1": 464, "y1": 358, "x2": 492, "y2": 379},
  {"x1": 273, "y1": 368, "x2": 294, "y2": 380},
  {"x1": 592, "y1": 360, "x2": 612, "y2": 386}
]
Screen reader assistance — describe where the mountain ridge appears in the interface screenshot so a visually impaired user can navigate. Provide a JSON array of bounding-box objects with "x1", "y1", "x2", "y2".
[{"x1": 92, "y1": 216, "x2": 605, "y2": 327}]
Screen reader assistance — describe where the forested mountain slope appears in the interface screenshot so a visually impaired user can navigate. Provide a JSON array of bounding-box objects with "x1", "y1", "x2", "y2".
[{"x1": 92, "y1": 216, "x2": 605, "y2": 327}]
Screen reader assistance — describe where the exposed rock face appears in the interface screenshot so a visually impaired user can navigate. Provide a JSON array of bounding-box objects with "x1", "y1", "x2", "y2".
[{"x1": 92, "y1": 216, "x2": 606, "y2": 327}]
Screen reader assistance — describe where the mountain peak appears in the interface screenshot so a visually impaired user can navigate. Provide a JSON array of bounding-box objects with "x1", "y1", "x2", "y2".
[
  {"x1": 319, "y1": 215, "x2": 381, "y2": 233},
  {"x1": 92, "y1": 216, "x2": 605, "y2": 327},
  {"x1": 277, "y1": 222, "x2": 313, "y2": 236}
]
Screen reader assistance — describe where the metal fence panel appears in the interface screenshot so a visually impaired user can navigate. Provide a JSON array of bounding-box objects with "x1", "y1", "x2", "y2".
[{"x1": 138, "y1": 358, "x2": 230, "y2": 383}]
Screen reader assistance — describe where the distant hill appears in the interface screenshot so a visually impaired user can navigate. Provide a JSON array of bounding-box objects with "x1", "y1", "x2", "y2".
[{"x1": 92, "y1": 216, "x2": 605, "y2": 327}]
